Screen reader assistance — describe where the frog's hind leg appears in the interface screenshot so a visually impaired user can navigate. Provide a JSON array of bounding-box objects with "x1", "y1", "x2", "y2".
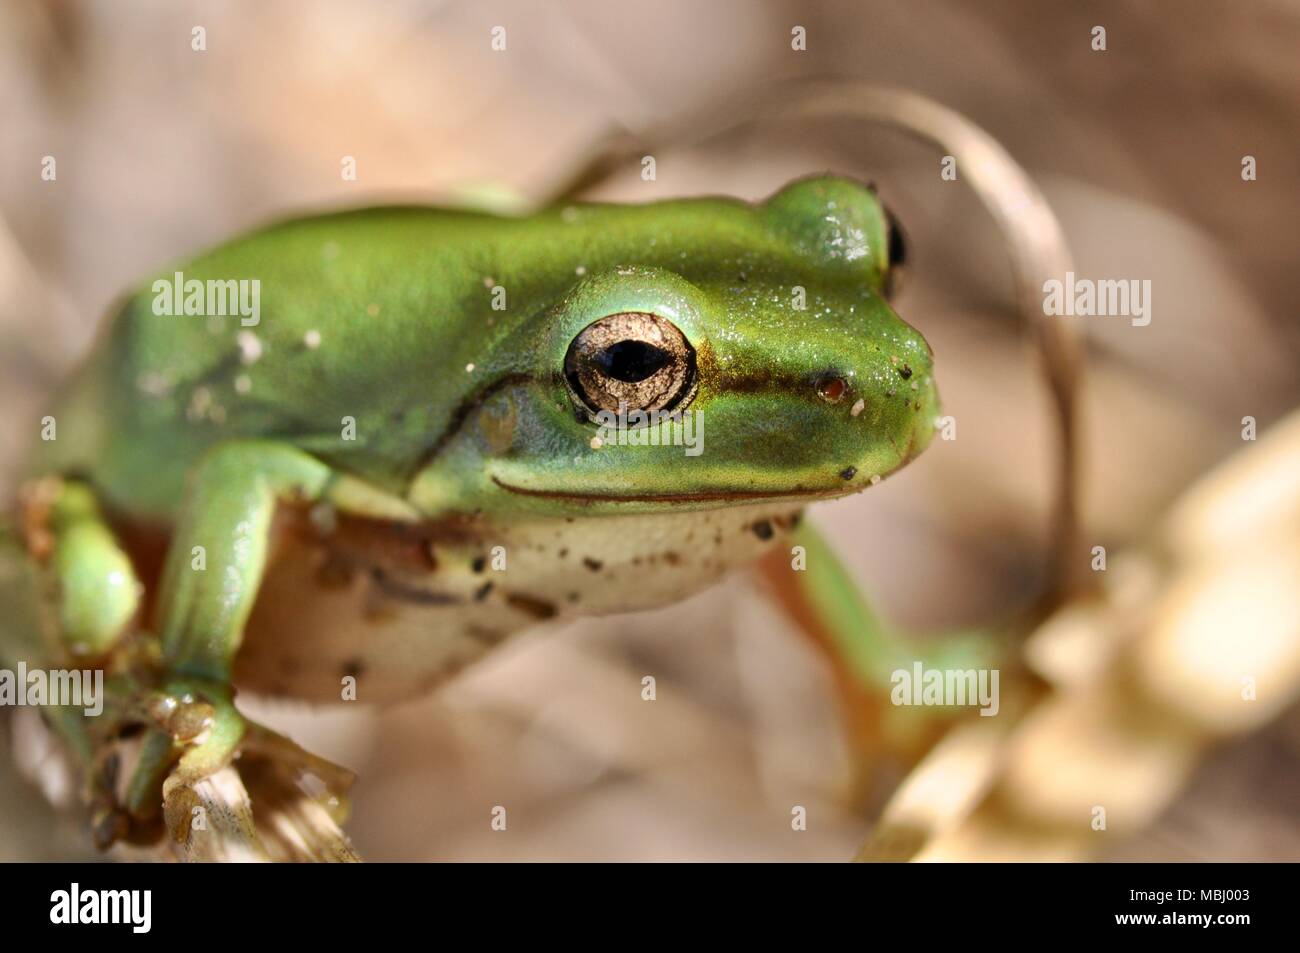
[
  {"x1": 754, "y1": 519, "x2": 993, "y2": 811},
  {"x1": 14, "y1": 477, "x2": 141, "y2": 661},
  {"x1": 1, "y1": 477, "x2": 147, "y2": 841}
]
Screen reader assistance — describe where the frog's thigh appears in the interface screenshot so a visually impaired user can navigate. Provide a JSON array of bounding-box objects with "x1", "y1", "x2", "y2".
[
  {"x1": 0, "y1": 480, "x2": 139, "y2": 777},
  {"x1": 756, "y1": 520, "x2": 994, "y2": 807},
  {"x1": 14, "y1": 478, "x2": 141, "y2": 659},
  {"x1": 0, "y1": 520, "x2": 44, "y2": 677},
  {"x1": 755, "y1": 519, "x2": 899, "y2": 795},
  {"x1": 157, "y1": 440, "x2": 332, "y2": 680}
]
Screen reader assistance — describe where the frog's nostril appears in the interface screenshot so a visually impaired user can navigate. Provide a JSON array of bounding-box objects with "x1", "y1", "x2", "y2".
[{"x1": 815, "y1": 374, "x2": 848, "y2": 403}]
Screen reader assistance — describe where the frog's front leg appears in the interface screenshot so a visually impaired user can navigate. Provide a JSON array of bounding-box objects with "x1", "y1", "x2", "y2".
[
  {"x1": 125, "y1": 440, "x2": 346, "y2": 840},
  {"x1": 156, "y1": 440, "x2": 331, "y2": 678}
]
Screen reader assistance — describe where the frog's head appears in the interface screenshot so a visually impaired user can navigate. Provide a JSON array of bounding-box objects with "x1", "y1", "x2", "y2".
[{"x1": 411, "y1": 175, "x2": 938, "y2": 515}]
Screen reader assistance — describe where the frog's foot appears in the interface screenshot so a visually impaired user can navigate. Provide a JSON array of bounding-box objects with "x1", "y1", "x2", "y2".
[{"x1": 104, "y1": 677, "x2": 358, "y2": 860}]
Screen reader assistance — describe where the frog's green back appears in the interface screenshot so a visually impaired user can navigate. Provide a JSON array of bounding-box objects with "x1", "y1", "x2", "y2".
[{"x1": 37, "y1": 176, "x2": 930, "y2": 521}]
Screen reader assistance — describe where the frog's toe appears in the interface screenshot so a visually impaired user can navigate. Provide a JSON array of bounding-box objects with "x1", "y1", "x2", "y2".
[
  {"x1": 154, "y1": 686, "x2": 356, "y2": 858},
  {"x1": 83, "y1": 674, "x2": 357, "y2": 858},
  {"x1": 118, "y1": 678, "x2": 238, "y2": 833},
  {"x1": 159, "y1": 722, "x2": 358, "y2": 860}
]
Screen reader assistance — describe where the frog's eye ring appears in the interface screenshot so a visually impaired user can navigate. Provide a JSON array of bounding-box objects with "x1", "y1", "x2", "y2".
[
  {"x1": 564, "y1": 312, "x2": 697, "y2": 420},
  {"x1": 883, "y1": 205, "x2": 908, "y2": 300}
]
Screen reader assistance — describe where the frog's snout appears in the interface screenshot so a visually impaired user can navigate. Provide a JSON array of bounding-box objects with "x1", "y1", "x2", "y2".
[{"x1": 810, "y1": 334, "x2": 939, "y2": 488}]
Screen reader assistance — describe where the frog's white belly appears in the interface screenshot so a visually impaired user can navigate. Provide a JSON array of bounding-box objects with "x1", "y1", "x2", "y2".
[{"x1": 236, "y1": 503, "x2": 801, "y2": 703}]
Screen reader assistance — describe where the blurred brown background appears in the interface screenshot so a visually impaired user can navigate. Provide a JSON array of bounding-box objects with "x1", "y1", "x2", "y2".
[{"x1": 1, "y1": 0, "x2": 1297, "y2": 860}]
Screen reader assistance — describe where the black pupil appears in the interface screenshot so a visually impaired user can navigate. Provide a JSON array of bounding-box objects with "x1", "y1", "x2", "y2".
[{"x1": 594, "y1": 340, "x2": 672, "y2": 383}]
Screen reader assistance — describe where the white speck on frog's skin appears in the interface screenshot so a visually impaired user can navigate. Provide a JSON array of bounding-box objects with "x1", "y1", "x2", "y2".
[
  {"x1": 186, "y1": 387, "x2": 212, "y2": 420},
  {"x1": 304, "y1": 329, "x2": 322, "y2": 349},
  {"x1": 308, "y1": 502, "x2": 338, "y2": 536},
  {"x1": 136, "y1": 371, "x2": 172, "y2": 396},
  {"x1": 465, "y1": 363, "x2": 475, "y2": 373},
  {"x1": 482, "y1": 276, "x2": 496, "y2": 289},
  {"x1": 237, "y1": 330, "x2": 263, "y2": 364},
  {"x1": 234, "y1": 374, "x2": 252, "y2": 395},
  {"x1": 575, "y1": 265, "x2": 587, "y2": 276},
  {"x1": 851, "y1": 398, "x2": 865, "y2": 417}
]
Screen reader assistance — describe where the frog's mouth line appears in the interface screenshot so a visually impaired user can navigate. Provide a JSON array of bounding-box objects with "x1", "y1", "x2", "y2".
[{"x1": 489, "y1": 475, "x2": 856, "y2": 504}]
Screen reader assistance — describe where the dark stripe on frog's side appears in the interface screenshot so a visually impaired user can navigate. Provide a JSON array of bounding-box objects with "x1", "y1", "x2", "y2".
[
  {"x1": 368, "y1": 578, "x2": 554, "y2": 618},
  {"x1": 401, "y1": 352, "x2": 846, "y2": 486},
  {"x1": 368, "y1": 566, "x2": 461, "y2": 605},
  {"x1": 405, "y1": 371, "x2": 538, "y2": 486},
  {"x1": 90, "y1": 503, "x2": 476, "y2": 634},
  {"x1": 464, "y1": 624, "x2": 508, "y2": 646},
  {"x1": 281, "y1": 503, "x2": 491, "y2": 606},
  {"x1": 504, "y1": 592, "x2": 558, "y2": 619},
  {"x1": 290, "y1": 508, "x2": 557, "y2": 619}
]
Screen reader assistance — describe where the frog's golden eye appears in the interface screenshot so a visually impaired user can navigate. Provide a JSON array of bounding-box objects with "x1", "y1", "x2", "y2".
[{"x1": 564, "y1": 312, "x2": 697, "y2": 419}]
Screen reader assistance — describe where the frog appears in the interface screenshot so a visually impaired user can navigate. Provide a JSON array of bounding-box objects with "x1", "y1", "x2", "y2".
[{"x1": 0, "y1": 174, "x2": 938, "y2": 852}]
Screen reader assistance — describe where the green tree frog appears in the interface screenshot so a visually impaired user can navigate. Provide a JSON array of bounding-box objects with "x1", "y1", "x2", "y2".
[{"x1": 1, "y1": 175, "x2": 936, "y2": 848}]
